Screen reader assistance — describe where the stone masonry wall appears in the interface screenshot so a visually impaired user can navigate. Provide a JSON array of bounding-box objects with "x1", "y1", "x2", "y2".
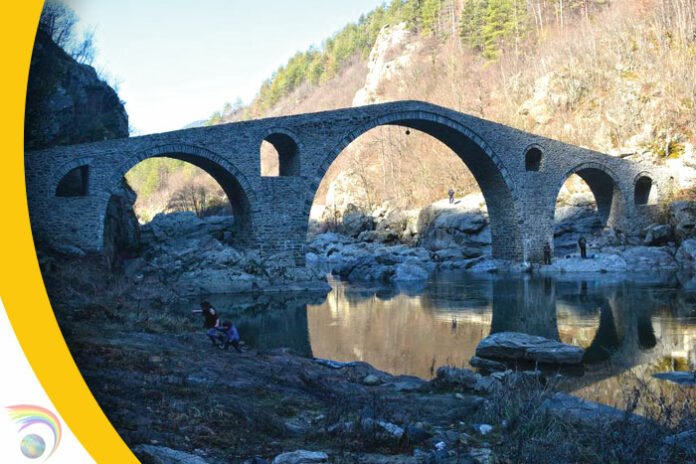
[{"x1": 25, "y1": 101, "x2": 669, "y2": 264}]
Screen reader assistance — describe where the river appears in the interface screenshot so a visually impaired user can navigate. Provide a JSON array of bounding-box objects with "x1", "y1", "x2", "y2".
[{"x1": 176, "y1": 271, "x2": 696, "y2": 409}]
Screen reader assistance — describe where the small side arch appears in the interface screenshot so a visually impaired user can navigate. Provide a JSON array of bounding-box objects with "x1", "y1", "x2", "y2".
[
  {"x1": 52, "y1": 157, "x2": 94, "y2": 197},
  {"x1": 524, "y1": 144, "x2": 544, "y2": 172},
  {"x1": 634, "y1": 172, "x2": 657, "y2": 206},
  {"x1": 553, "y1": 162, "x2": 626, "y2": 227},
  {"x1": 260, "y1": 127, "x2": 303, "y2": 177}
]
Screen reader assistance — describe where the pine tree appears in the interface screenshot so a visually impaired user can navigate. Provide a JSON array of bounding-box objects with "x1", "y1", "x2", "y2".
[{"x1": 420, "y1": 0, "x2": 442, "y2": 35}]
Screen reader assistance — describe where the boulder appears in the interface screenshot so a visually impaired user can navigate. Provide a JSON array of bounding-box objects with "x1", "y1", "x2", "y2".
[
  {"x1": 392, "y1": 263, "x2": 429, "y2": 282},
  {"x1": 132, "y1": 445, "x2": 210, "y2": 464},
  {"x1": 272, "y1": 450, "x2": 328, "y2": 464},
  {"x1": 676, "y1": 238, "x2": 696, "y2": 267},
  {"x1": 620, "y1": 246, "x2": 677, "y2": 270},
  {"x1": 476, "y1": 332, "x2": 584, "y2": 365},
  {"x1": 642, "y1": 224, "x2": 673, "y2": 246},
  {"x1": 142, "y1": 212, "x2": 209, "y2": 243},
  {"x1": 418, "y1": 198, "x2": 490, "y2": 250},
  {"x1": 543, "y1": 254, "x2": 627, "y2": 273},
  {"x1": 669, "y1": 201, "x2": 696, "y2": 241},
  {"x1": 431, "y1": 366, "x2": 479, "y2": 390},
  {"x1": 469, "y1": 356, "x2": 507, "y2": 371},
  {"x1": 341, "y1": 204, "x2": 374, "y2": 238},
  {"x1": 663, "y1": 430, "x2": 696, "y2": 454}
]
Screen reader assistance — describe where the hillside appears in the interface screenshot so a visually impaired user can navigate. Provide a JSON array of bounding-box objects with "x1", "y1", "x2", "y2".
[
  {"x1": 131, "y1": 0, "x2": 696, "y2": 220},
  {"x1": 25, "y1": 29, "x2": 129, "y2": 150}
]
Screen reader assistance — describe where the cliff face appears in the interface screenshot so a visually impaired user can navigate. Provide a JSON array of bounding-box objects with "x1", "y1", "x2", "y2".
[{"x1": 25, "y1": 30, "x2": 129, "y2": 151}]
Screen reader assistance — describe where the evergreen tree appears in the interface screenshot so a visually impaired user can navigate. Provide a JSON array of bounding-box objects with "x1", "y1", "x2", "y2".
[{"x1": 420, "y1": 0, "x2": 442, "y2": 35}]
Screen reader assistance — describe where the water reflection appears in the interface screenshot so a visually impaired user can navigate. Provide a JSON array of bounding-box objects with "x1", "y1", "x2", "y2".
[{"x1": 184, "y1": 272, "x2": 696, "y2": 405}]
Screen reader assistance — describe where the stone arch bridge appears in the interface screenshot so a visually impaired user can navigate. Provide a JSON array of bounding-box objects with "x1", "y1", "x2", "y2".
[{"x1": 25, "y1": 101, "x2": 668, "y2": 264}]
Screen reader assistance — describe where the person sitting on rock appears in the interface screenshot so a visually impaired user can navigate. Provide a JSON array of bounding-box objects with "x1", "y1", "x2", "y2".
[
  {"x1": 214, "y1": 320, "x2": 242, "y2": 353},
  {"x1": 192, "y1": 301, "x2": 221, "y2": 346}
]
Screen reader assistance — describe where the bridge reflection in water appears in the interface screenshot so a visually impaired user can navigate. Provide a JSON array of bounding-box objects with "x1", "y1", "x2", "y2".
[{"x1": 192, "y1": 272, "x2": 695, "y2": 407}]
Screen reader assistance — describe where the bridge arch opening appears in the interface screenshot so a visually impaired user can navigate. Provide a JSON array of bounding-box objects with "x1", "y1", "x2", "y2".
[
  {"x1": 260, "y1": 132, "x2": 300, "y2": 177},
  {"x1": 524, "y1": 146, "x2": 543, "y2": 172},
  {"x1": 634, "y1": 175, "x2": 656, "y2": 206},
  {"x1": 305, "y1": 111, "x2": 520, "y2": 261},
  {"x1": 553, "y1": 165, "x2": 624, "y2": 257},
  {"x1": 103, "y1": 147, "x2": 254, "y2": 264},
  {"x1": 56, "y1": 165, "x2": 89, "y2": 197}
]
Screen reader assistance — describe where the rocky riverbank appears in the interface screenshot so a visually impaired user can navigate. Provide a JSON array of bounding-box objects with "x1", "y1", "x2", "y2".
[
  {"x1": 54, "y1": 295, "x2": 694, "y2": 464},
  {"x1": 115, "y1": 212, "x2": 329, "y2": 296},
  {"x1": 307, "y1": 193, "x2": 696, "y2": 284}
]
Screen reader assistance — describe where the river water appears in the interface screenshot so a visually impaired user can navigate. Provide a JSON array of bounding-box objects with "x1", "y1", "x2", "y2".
[{"x1": 183, "y1": 271, "x2": 696, "y2": 408}]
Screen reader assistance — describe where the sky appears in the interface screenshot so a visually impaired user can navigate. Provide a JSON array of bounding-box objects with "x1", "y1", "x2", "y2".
[{"x1": 63, "y1": 0, "x2": 386, "y2": 135}]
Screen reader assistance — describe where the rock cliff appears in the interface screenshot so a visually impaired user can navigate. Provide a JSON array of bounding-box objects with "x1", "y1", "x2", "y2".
[{"x1": 25, "y1": 29, "x2": 129, "y2": 150}]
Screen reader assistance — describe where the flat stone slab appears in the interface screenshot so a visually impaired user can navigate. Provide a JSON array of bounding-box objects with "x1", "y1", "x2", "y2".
[
  {"x1": 475, "y1": 331, "x2": 584, "y2": 365},
  {"x1": 541, "y1": 392, "x2": 645, "y2": 425},
  {"x1": 652, "y1": 371, "x2": 696, "y2": 385}
]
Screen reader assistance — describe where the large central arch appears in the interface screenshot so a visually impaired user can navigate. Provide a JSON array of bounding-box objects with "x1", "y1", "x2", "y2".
[
  {"x1": 303, "y1": 111, "x2": 521, "y2": 260},
  {"x1": 100, "y1": 144, "x2": 256, "y2": 247}
]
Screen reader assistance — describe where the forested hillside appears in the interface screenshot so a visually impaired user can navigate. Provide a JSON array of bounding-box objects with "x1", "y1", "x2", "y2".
[{"x1": 128, "y1": 0, "x2": 696, "y2": 220}]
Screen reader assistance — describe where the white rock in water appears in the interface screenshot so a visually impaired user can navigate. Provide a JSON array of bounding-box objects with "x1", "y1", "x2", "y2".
[
  {"x1": 476, "y1": 331, "x2": 584, "y2": 365},
  {"x1": 272, "y1": 450, "x2": 329, "y2": 464}
]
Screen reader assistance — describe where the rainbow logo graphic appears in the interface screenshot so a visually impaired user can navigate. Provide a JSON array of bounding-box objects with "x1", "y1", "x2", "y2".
[{"x1": 6, "y1": 405, "x2": 62, "y2": 460}]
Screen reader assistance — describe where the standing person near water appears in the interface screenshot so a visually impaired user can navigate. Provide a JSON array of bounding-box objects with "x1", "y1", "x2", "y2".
[
  {"x1": 543, "y1": 241, "x2": 552, "y2": 265},
  {"x1": 578, "y1": 236, "x2": 588, "y2": 259},
  {"x1": 192, "y1": 301, "x2": 221, "y2": 346}
]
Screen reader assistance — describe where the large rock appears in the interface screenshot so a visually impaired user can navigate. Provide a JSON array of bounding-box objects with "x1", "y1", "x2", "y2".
[
  {"x1": 418, "y1": 197, "x2": 490, "y2": 250},
  {"x1": 431, "y1": 366, "x2": 479, "y2": 390},
  {"x1": 133, "y1": 445, "x2": 209, "y2": 464},
  {"x1": 103, "y1": 180, "x2": 141, "y2": 266},
  {"x1": 272, "y1": 450, "x2": 328, "y2": 464},
  {"x1": 476, "y1": 332, "x2": 584, "y2": 365},
  {"x1": 676, "y1": 238, "x2": 696, "y2": 267},
  {"x1": 620, "y1": 246, "x2": 677, "y2": 270},
  {"x1": 670, "y1": 201, "x2": 696, "y2": 242},
  {"x1": 374, "y1": 208, "x2": 420, "y2": 245},
  {"x1": 25, "y1": 29, "x2": 128, "y2": 150},
  {"x1": 341, "y1": 204, "x2": 374, "y2": 238},
  {"x1": 642, "y1": 224, "x2": 674, "y2": 246},
  {"x1": 392, "y1": 263, "x2": 429, "y2": 281},
  {"x1": 543, "y1": 254, "x2": 627, "y2": 273}
]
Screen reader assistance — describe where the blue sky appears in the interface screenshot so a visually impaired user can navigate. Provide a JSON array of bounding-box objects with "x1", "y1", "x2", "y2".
[{"x1": 64, "y1": 0, "x2": 386, "y2": 134}]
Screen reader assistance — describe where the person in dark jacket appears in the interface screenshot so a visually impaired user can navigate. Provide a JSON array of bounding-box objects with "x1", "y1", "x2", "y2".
[
  {"x1": 192, "y1": 301, "x2": 221, "y2": 346},
  {"x1": 578, "y1": 236, "x2": 587, "y2": 259},
  {"x1": 543, "y1": 241, "x2": 552, "y2": 265}
]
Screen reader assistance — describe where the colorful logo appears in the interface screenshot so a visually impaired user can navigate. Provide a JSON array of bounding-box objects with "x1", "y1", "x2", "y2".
[{"x1": 7, "y1": 405, "x2": 62, "y2": 460}]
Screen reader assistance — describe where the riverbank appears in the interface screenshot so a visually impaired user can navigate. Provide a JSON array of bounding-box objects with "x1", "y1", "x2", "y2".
[
  {"x1": 44, "y1": 259, "x2": 696, "y2": 463},
  {"x1": 56, "y1": 299, "x2": 694, "y2": 463}
]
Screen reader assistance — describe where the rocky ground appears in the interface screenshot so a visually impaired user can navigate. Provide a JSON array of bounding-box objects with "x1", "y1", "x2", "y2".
[
  {"x1": 54, "y1": 298, "x2": 694, "y2": 464},
  {"x1": 115, "y1": 212, "x2": 329, "y2": 296},
  {"x1": 307, "y1": 193, "x2": 696, "y2": 285},
  {"x1": 40, "y1": 195, "x2": 696, "y2": 463}
]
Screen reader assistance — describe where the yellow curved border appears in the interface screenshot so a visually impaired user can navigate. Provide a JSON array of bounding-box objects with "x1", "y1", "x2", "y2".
[{"x1": 0, "y1": 2, "x2": 138, "y2": 462}]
